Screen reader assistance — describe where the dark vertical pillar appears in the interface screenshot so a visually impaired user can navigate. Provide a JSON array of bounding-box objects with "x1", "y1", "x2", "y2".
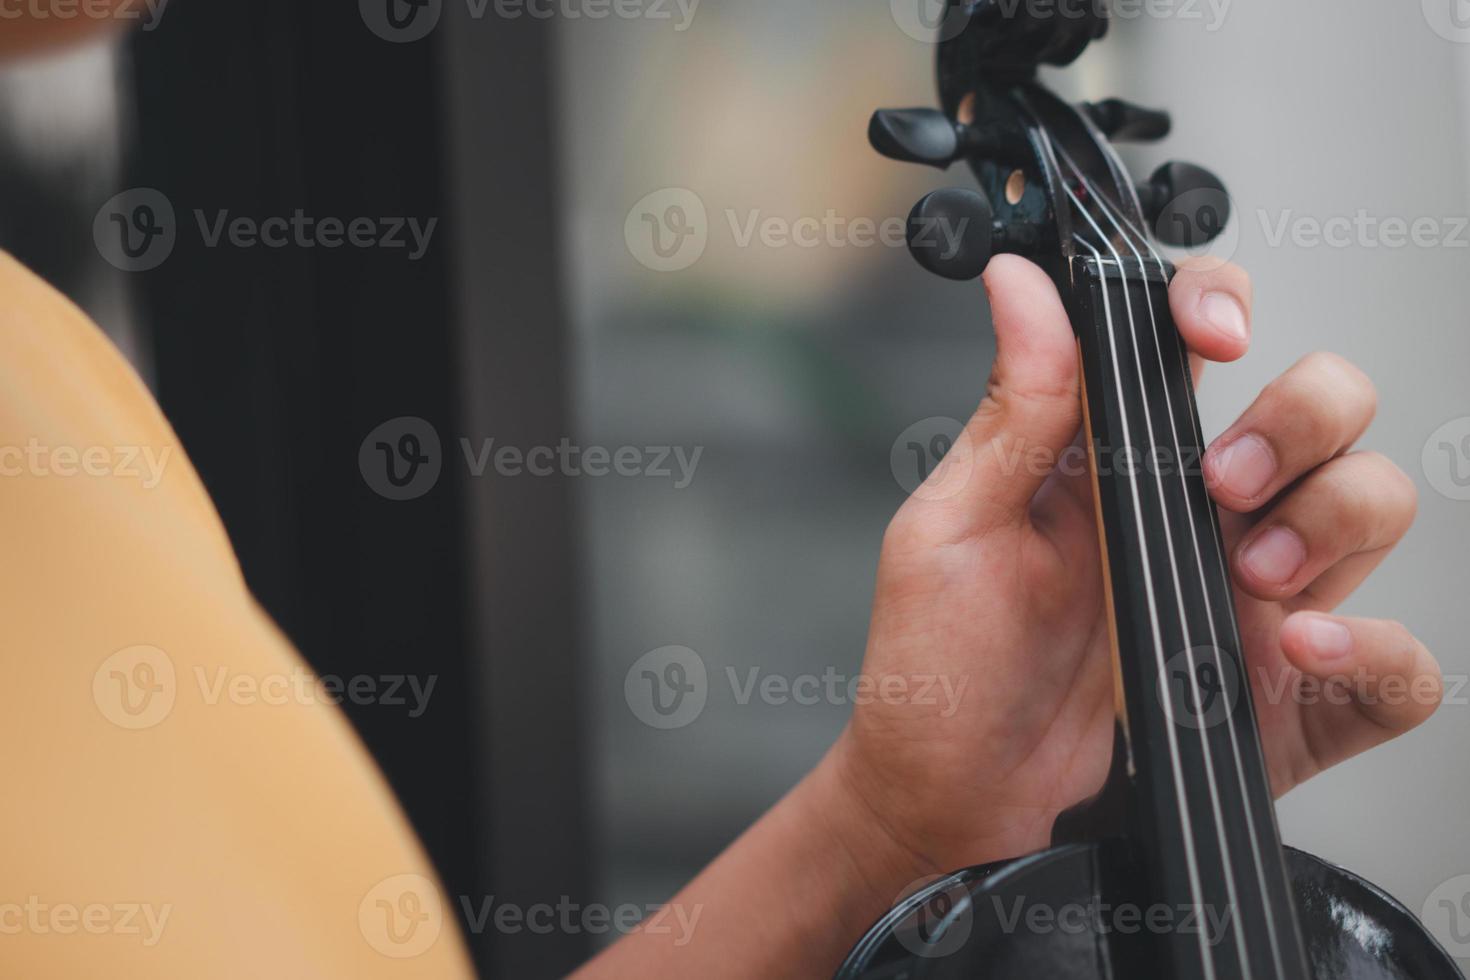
[{"x1": 127, "y1": 2, "x2": 588, "y2": 975}]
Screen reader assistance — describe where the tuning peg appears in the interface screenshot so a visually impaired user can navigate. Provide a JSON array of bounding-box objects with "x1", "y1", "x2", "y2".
[
  {"x1": 1136, "y1": 161, "x2": 1231, "y2": 247},
  {"x1": 1082, "y1": 98, "x2": 1171, "y2": 142},
  {"x1": 870, "y1": 108, "x2": 969, "y2": 169},
  {"x1": 906, "y1": 187, "x2": 1038, "y2": 281}
]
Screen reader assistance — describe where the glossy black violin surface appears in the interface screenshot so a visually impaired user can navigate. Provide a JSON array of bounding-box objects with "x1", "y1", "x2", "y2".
[{"x1": 839, "y1": 2, "x2": 1465, "y2": 978}]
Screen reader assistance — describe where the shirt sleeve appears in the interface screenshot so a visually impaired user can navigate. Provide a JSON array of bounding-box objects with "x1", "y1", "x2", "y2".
[{"x1": 0, "y1": 251, "x2": 474, "y2": 979}]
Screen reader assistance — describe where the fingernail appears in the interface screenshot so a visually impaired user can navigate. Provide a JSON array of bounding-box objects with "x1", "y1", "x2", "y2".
[
  {"x1": 1241, "y1": 526, "x2": 1306, "y2": 586},
  {"x1": 1199, "y1": 292, "x2": 1249, "y2": 344},
  {"x1": 1298, "y1": 614, "x2": 1353, "y2": 661},
  {"x1": 1208, "y1": 434, "x2": 1275, "y2": 500}
]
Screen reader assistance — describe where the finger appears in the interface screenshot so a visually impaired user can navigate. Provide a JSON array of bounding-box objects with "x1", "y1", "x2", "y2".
[
  {"x1": 1169, "y1": 257, "x2": 1253, "y2": 382},
  {"x1": 1230, "y1": 452, "x2": 1418, "y2": 604},
  {"x1": 1204, "y1": 352, "x2": 1377, "y2": 512},
  {"x1": 1277, "y1": 612, "x2": 1442, "y2": 772},
  {"x1": 913, "y1": 255, "x2": 1080, "y2": 536}
]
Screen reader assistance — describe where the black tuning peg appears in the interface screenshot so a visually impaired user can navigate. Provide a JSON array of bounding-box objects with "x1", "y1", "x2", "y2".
[
  {"x1": 906, "y1": 187, "x2": 1038, "y2": 281},
  {"x1": 1081, "y1": 98, "x2": 1171, "y2": 142},
  {"x1": 1136, "y1": 161, "x2": 1231, "y2": 247},
  {"x1": 870, "y1": 108, "x2": 970, "y2": 169}
]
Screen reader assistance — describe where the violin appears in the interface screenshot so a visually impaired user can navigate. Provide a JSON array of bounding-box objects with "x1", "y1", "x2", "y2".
[{"x1": 837, "y1": 3, "x2": 1464, "y2": 978}]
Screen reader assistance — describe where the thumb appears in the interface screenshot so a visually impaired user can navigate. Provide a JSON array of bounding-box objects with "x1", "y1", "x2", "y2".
[{"x1": 914, "y1": 256, "x2": 1082, "y2": 535}]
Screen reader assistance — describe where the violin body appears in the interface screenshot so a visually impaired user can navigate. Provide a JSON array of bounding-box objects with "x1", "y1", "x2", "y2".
[
  {"x1": 838, "y1": 843, "x2": 1462, "y2": 979},
  {"x1": 849, "y1": 2, "x2": 1465, "y2": 977}
]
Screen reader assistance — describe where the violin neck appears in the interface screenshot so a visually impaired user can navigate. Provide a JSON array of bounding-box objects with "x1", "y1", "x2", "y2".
[{"x1": 1070, "y1": 253, "x2": 1311, "y2": 979}]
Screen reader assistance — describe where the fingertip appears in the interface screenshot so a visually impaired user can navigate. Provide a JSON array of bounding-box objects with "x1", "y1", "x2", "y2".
[
  {"x1": 981, "y1": 255, "x2": 1077, "y2": 387},
  {"x1": 1169, "y1": 259, "x2": 1252, "y2": 363},
  {"x1": 1278, "y1": 612, "x2": 1354, "y2": 675}
]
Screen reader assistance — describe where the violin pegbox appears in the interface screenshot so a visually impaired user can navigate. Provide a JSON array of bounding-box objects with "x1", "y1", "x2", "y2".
[{"x1": 870, "y1": 20, "x2": 1228, "y2": 279}]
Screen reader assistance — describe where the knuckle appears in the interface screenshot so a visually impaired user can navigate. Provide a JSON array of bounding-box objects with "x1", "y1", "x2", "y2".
[
  {"x1": 1379, "y1": 620, "x2": 1420, "y2": 671},
  {"x1": 1332, "y1": 452, "x2": 1418, "y2": 542},
  {"x1": 1263, "y1": 353, "x2": 1376, "y2": 449},
  {"x1": 1374, "y1": 455, "x2": 1420, "y2": 523},
  {"x1": 1299, "y1": 351, "x2": 1378, "y2": 415}
]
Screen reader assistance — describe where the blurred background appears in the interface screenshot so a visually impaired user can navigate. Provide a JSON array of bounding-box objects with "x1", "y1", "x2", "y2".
[{"x1": 2, "y1": 0, "x2": 1468, "y2": 976}]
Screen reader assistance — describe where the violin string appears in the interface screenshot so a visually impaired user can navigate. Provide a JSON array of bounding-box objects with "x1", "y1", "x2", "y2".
[
  {"x1": 1067, "y1": 137, "x2": 1289, "y2": 977},
  {"x1": 1055, "y1": 148, "x2": 1273, "y2": 978},
  {"x1": 1059, "y1": 181, "x2": 1218, "y2": 980}
]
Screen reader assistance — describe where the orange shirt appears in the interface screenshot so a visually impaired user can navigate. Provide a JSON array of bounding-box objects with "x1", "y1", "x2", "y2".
[{"x1": 0, "y1": 251, "x2": 473, "y2": 978}]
